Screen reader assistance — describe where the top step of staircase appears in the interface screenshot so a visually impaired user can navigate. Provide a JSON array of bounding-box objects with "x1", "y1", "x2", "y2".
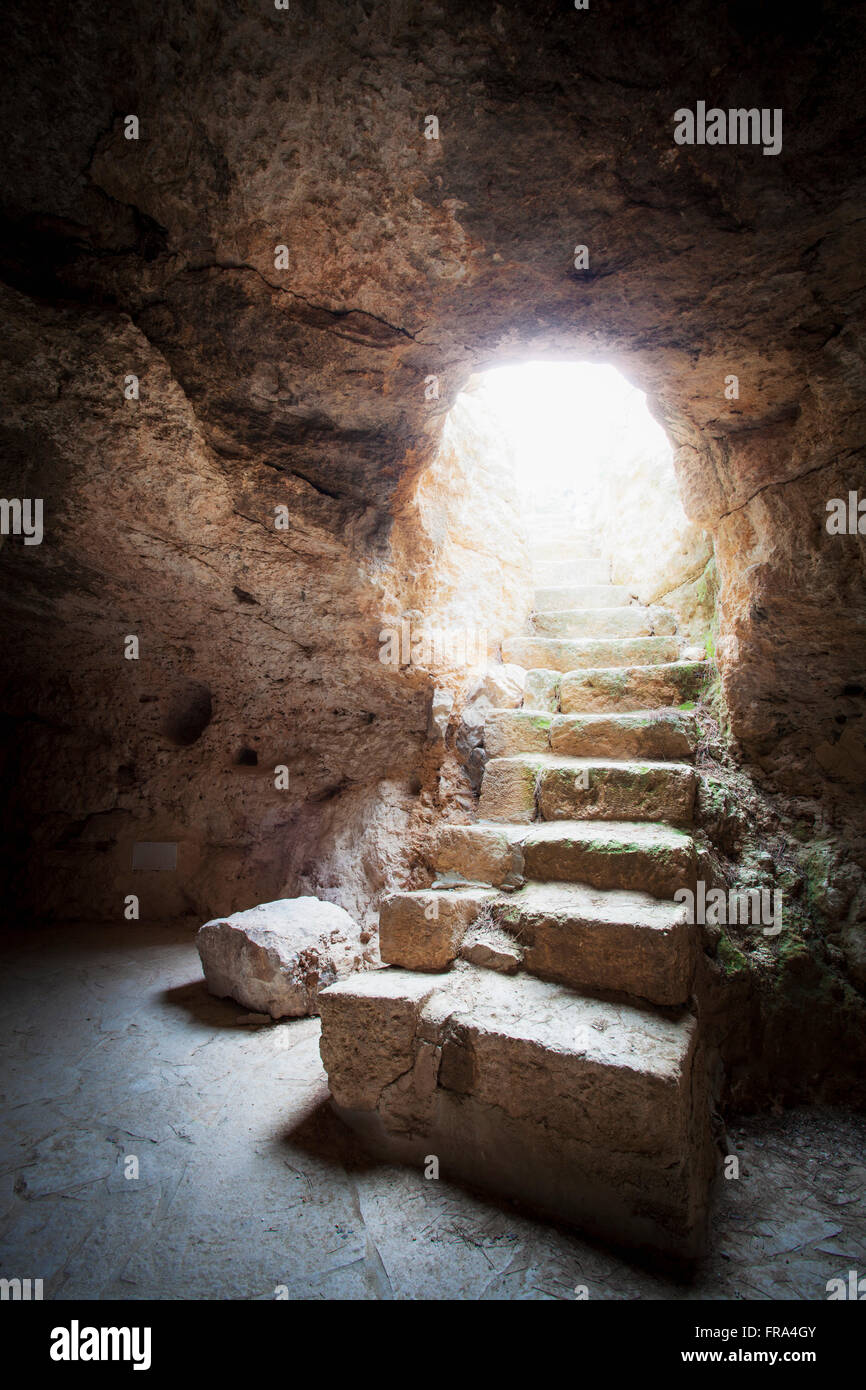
[
  {"x1": 534, "y1": 584, "x2": 634, "y2": 610},
  {"x1": 534, "y1": 559, "x2": 610, "y2": 586},
  {"x1": 531, "y1": 538, "x2": 602, "y2": 563}
]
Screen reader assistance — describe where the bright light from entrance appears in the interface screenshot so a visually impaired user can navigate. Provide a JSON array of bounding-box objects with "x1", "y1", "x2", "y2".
[
  {"x1": 477, "y1": 361, "x2": 673, "y2": 509},
  {"x1": 464, "y1": 359, "x2": 695, "y2": 603}
]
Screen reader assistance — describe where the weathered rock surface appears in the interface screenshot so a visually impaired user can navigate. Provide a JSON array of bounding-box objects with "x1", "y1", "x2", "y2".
[
  {"x1": 550, "y1": 710, "x2": 698, "y2": 761},
  {"x1": 0, "y1": 0, "x2": 864, "y2": 1120},
  {"x1": 559, "y1": 662, "x2": 711, "y2": 713},
  {"x1": 591, "y1": 434, "x2": 716, "y2": 647},
  {"x1": 379, "y1": 886, "x2": 494, "y2": 972},
  {"x1": 503, "y1": 634, "x2": 681, "y2": 674},
  {"x1": 319, "y1": 963, "x2": 714, "y2": 1259},
  {"x1": 467, "y1": 664, "x2": 526, "y2": 709},
  {"x1": 522, "y1": 669, "x2": 562, "y2": 713},
  {"x1": 197, "y1": 896, "x2": 368, "y2": 1017},
  {"x1": 319, "y1": 511, "x2": 716, "y2": 1256},
  {"x1": 1, "y1": 0, "x2": 864, "y2": 931}
]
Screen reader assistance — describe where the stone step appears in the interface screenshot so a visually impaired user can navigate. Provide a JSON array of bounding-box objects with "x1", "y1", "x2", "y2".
[
  {"x1": 502, "y1": 634, "x2": 680, "y2": 673},
  {"x1": 318, "y1": 963, "x2": 713, "y2": 1258},
  {"x1": 560, "y1": 660, "x2": 712, "y2": 713},
  {"x1": 533, "y1": 559, "x2": 610, "y2": 586},
  {"x1": 485, "y1": 708, "x2": 555, "y2": 756},
  {"x1": 378, "y1": 887, "x2": 496, "y2": 971},
  {"x1": 550, "y1": 709, "x2": 698, "y2": 760},
  {"x1": 523, "y1": 820, "x2": 696, "y2": 897},
  {"x1": 477, "y1": 754, "x2": 695, "y2": 827},
  {"x1": 532, "y1": 606, "x2": 677, "y2": 640},
  {"x1": 433, "y1": 822, "x2": 529, "y2": 891},
  {"x1": 530, "y1": 538, "x2": 601, "y2": 562},
  {"x1": 433, "y1": 819, "x2": 696, "y2": 898},
  {"x1": 484, "y1": 707, "x2": 698, "y2": 760},
  {"x1": 378, "y1": 880, "x2": 694, "y2": 1006},
  {"x1": 494, "y1": 880, "x2": 694, "y2": 1006},
  {"x1": 527, "y1": 523, "x2": 591, "y2": 540},
  {"x1": 534, "y1": 584, "x2": 634, "y2": 611}
]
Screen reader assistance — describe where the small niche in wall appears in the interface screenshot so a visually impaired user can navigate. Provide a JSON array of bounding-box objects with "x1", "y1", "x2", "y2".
[{"x1": 162, "y1": 682, "x2": 213, "y2": 747}]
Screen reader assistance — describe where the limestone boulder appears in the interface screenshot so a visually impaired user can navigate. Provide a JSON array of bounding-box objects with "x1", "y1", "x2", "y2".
[
  {"x1": 522, "y1": 669, "x2": 561, "y2": 712},
  {"x1": 379, "y1": 887, "x2": 494, "y2": 971},
  {"x1": 468, "y1": 664, "x2": 527, "y2": 709},
  {"x1": 197, "y1": 896, "x2": 368, "y2": 1018},
  {"x1": 427, "y1": 687, "x2": 454, "y2": 741}
]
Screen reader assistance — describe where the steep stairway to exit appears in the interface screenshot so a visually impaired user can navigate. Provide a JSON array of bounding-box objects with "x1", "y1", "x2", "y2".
[{"x1": 318, "y1": 509, "x2": 717, "y2": 1260}]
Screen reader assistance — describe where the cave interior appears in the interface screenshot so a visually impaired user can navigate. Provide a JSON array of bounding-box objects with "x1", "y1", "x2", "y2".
[{"x1": 0, "y1": 0, "x2": 865, "y2": 1303}]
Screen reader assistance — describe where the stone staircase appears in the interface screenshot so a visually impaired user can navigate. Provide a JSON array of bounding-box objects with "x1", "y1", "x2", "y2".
[{"x1": 319, "y1": 511, "x2": 717, "y2": 1261}]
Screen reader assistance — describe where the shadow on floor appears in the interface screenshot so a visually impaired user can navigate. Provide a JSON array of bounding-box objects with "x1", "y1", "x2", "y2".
[
  {"x1": 277, "y1": 1093, "x2": 699, "y2": 1286},
  {"x1": 161, "y1": 978, "x2": 257, "y2": 1028}
]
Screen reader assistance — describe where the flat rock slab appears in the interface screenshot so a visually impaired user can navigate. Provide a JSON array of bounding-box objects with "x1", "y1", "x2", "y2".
[
  {"x1": 493, "y1": 880, "x2": 694, "y2": 1006},
  {"x1": 378, "y1": 879, "x2": 694, "y2": 1006},
  {"x1": 477, "y1": 753, "x2": 696, "y2": 827},
  {"x1": 485, "y1": 707, "x2": 554, "y2": 756},
  {"x1": 560, "y1": 661, "x2": 711, "y2": 713},
  {"x1": 503, "y1": 634, "x2": 680, "y2": 673},
  {"x1": 319, "y1": 962, "x2": 714, "y2": 1259},
  {"x1": 550, "y1": 709, "x2": 697, "y2": 760},
  {"x1": 433, "y1": 818, "x2": 695, "y2": 900},
  {"x1": 522, "y1": 819, "x2": 696, "y2": 898},
  {"x1": 197, "y1": 896, "x2": 368, "y2": 1018},
  {"x1": 533, "y1": 584, "x2": 633, "y2": 611},
  {"x1": 533, "y1": 606, "x2": 660, "y2": 639}
]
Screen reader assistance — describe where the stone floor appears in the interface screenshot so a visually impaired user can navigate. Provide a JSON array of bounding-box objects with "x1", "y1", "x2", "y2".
[{"x1": 1, "y1": 921, "x2": 863, "y2": 1301}]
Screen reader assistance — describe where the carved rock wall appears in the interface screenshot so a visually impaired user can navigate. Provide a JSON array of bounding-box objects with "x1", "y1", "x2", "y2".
[{"x1": 0, "y1": 0, "x2": 864, "y2": 936}]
